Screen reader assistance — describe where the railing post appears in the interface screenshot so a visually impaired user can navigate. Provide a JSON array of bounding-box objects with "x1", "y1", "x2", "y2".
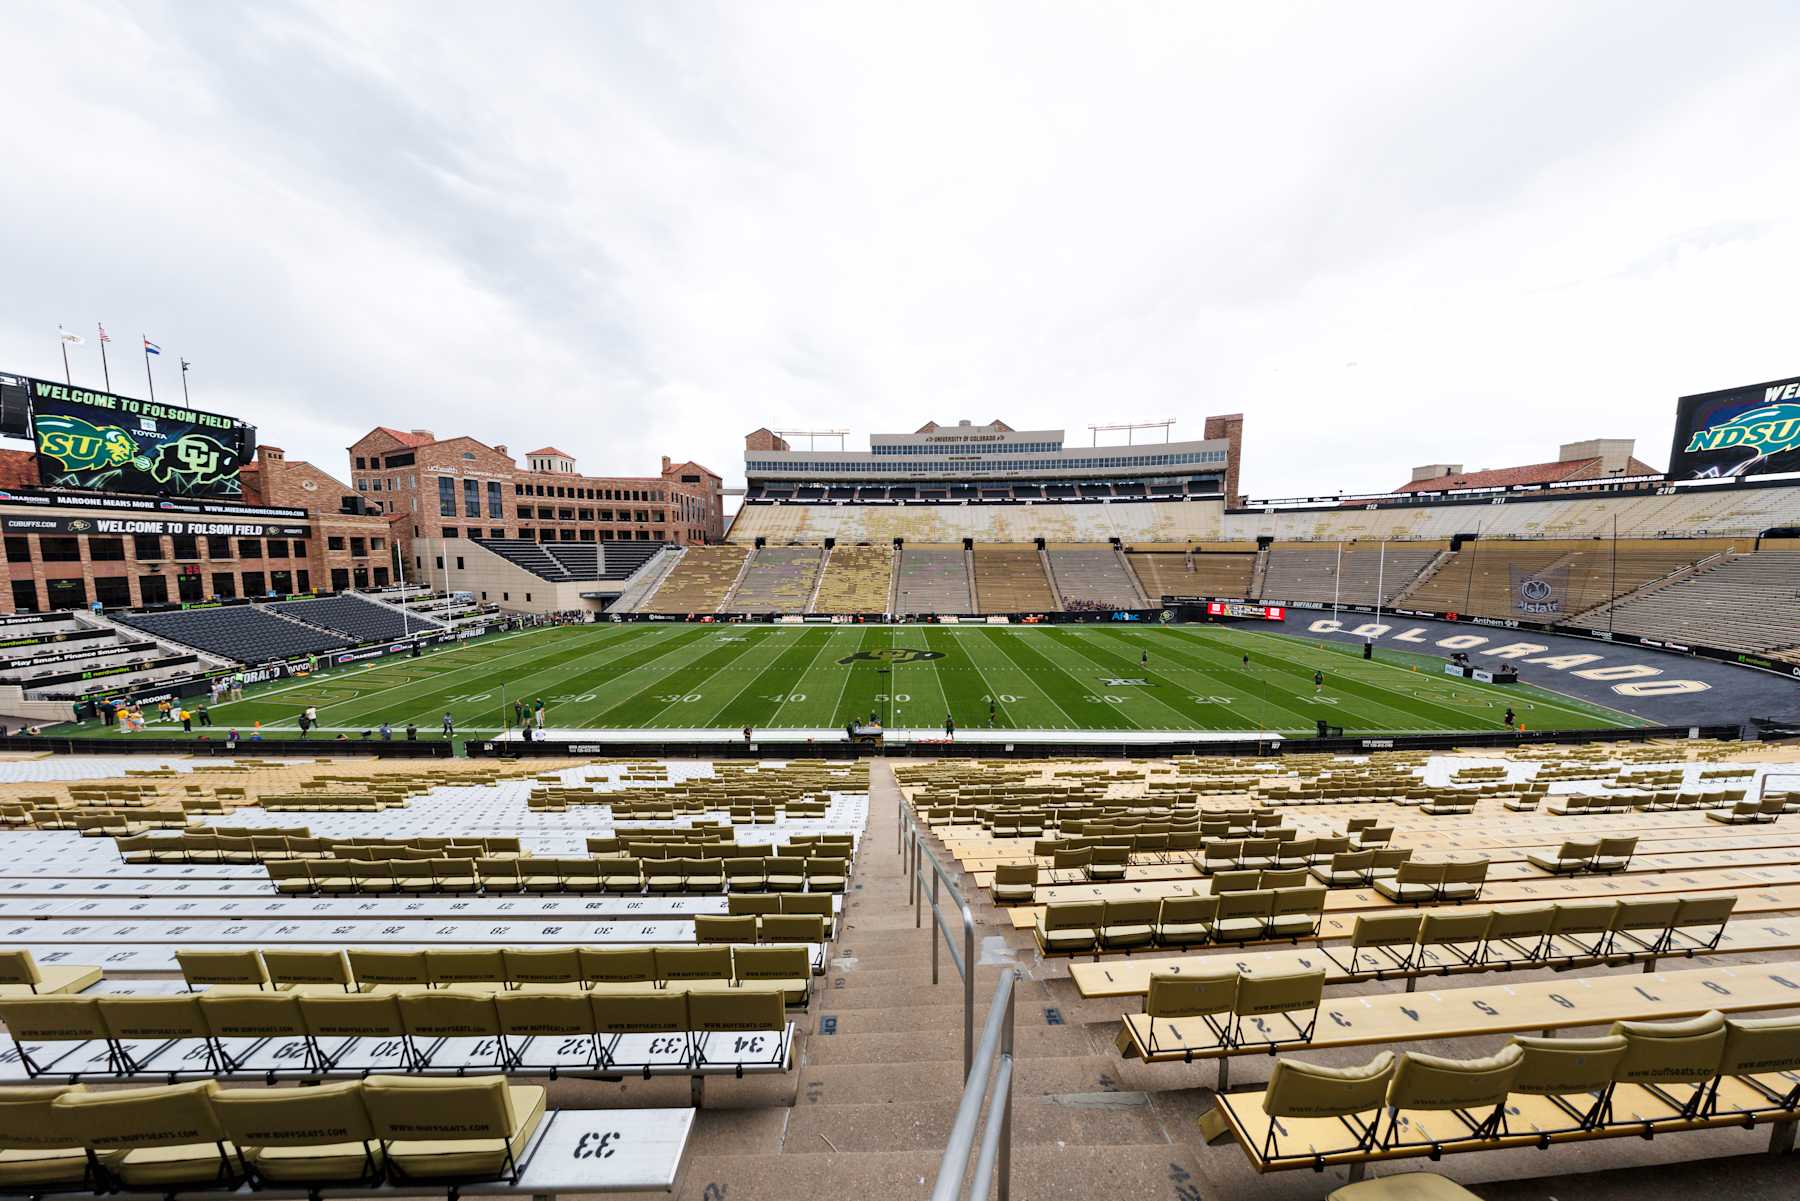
[
  {"x1": 999, "y1": 980, "x2": 1015, "y2": 1201},
  {"x1": 963, "y1": 902, "x2": 976, "y2": 1075},
  {"x1": 930, "y1": 871, "x2": 941, "y2": 986}
]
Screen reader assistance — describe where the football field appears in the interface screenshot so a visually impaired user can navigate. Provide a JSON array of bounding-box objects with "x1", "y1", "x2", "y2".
[{"x1": 67, "y1": 622, "x2": 1645, "y2": 739}]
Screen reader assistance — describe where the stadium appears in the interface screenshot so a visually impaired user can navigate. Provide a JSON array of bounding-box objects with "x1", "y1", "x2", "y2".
[{"x1": 0, "y1": 354, "x2": 1791, "y2": 1201}]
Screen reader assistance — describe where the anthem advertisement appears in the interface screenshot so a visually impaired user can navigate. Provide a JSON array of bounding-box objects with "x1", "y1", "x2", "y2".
[
  {"x1": 24, "y1": 379, "x2": 255, "y2": 498},
  {"x1": 1667, "y1": 375, "x2": 1800, "y2": 480}
]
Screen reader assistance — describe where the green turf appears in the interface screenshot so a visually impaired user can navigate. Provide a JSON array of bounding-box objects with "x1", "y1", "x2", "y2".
[{"x1": 59, "y1": 622, "x2": 1646, "y2": 741}]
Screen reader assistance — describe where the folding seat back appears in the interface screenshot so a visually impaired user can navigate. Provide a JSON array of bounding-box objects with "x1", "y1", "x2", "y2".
[
  {"x1": 1350, "y1": 912, "x2": 1421, "y2": 950},
  {"x1": 1201, "y1": 841, "x2": 1242, "y2": 872},
  {"x1": 1322, "y1": 849, "x2": 1375, "y2": 881},
  {"x1": 1717, "y1": 1015, "x2": 1800, "y2": 1079},
  {"x1": 54, "y1": 1080, "x2": 235, "y2": 1189},
  {"x1": 1212, "y1": 869, "x2": 1262, "y2": 894},
  {"x1": 1261, "y1": 1052, "x2": 1395, "y2": 1118},
  {"x1": 1484, "y1": 904, "x2": 1552, "y2": 944},
  {"x1": 1611, "y1": 1010, "x2": 1728, "y2": 1086},
  {"x1": 655, "y1": 946, "x2": 733, "y2": 987},
  {"x1": 96, "y1": 995, "x2": 209, "y2": 1043},
  {"x1": 397, "y1": 991, "x2": 501, "y2": 1041},
  {"x1": 1145, "y1": 972, "x2": 1236, "y2": 1020},
  {"x1": 732, "y1": 946, "x2": 809, "y2": 992},
  {"x1": 696, "y1": 914, "x2": 758, "y2": 944},
  {"x1": 426, "y1": 948, "x2": 506, "y2": 988},
  {"x1": 1101, "y1": 898, "x2": 1160, "y2": 942},
  {"x1": 1037, "y1": 901, "x2": 1103, "y2": 952},
  {"x1": 1672, "y1": 894, "x2": 1736, "y2": 937},
  {"x1": 1215, "y1": 888, "x2": 1273, "y2": 922},
  {"x1": 262, "y1": 949, "x2": 353, "y2": 991},
  {"x1": 1593, "y1": 837, "x2": 1637, "y2": 870},
  {"x1": 176, "y1": 948, "x2": 271, "y2": 991},
  {"x1": 728, "y1": 894, "x2": 782, "y2": 916},
  {"x1": 759, "y1": 913, "x2": 827, "y2": 944},
  {"x1": 1549, "y1": 900, "x2": 1618, "y2": 940},
  {"x1": 1386, "y1": 1045, "x2": 1521, "y2": 1120},
  {"x1": 348, "y1": 949, "x2": 428, "y2": 989},
  {"x1": 1419, "y1": 909, "x2": 1491, "y2": 948},
  {"x1": 493, "y1": 991, "x2": 594, "y2": 1041},
  {"x1": 1240, "y1": 837, "x2": 1279, "y2": 864},
  {"x1": 298, "y1": 993, "x2": 406, "y2": 1041},
  {"x1": 578, "y1": 947, "x2": 660, "y2": 990},
  {"x1": 1370, "y1": 847, "x2": 1413, "y2": 874},
  {"x1": 1158, "y1": 898, "x2": 1217, "y2": 946},
  {"x1": 197, "y1": 993, "x2": 308, "y2": 1042},
  {"x1": 360, "y1": 1075, "x2": 542, "y2": 1183},
  {"x1": 0, "y1": 1082, "x2": 93, "y2": 1186},
  {"x1": 1356, "y1": 826, "x2": 1393, "y2": 847},
  {"x1": 1271, "y1": 886, "x2": 1327, "y2": 925},
  {"x1": 1053, "y1": 848, "x2": 1093, "y2": 871},
  {"x1": 0, "y1": 950, "x2": 44, "y2": 992},
  {"x1": 688, "y1": 988, "x2": 785, "y2": 1034},
  {"x1": 1258, "y1": 868, "x2": 1309, "y2": 891},
  {"x1": 499, "y1": 947, "x2": 583, "y2": 988},
  {"x1": 208, "y1": 1079, "x2": 380, "y2": 1187},
  {"x1": 588, "y1": 991, "x2": 687, "y2": 1036},
  {"x1": 1509, "y1": 1033, "x2": 1628, "y2": 1096},
  {"x1": 1232, "y1": 968, "x2": 1324, "y2": 1023}
]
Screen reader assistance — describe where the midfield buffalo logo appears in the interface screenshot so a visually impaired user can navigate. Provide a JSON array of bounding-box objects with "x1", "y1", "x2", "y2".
[{"x1": 837, "y1": 648, "x2": 946, "y2": 664}]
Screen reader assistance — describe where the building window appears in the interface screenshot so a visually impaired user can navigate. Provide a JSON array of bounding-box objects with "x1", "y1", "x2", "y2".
[
  {"x1": 269, "y1": 570, "x2": 293, "y2": 594},
  {"x1": 350, "y1": 538, "x2": 366, "y2": 557},
  {"x1": 292, "y1": 539, "x2": 307, "y2": 558},
  {"x1": 93, "y1": 576, "x2": 130, "y2": 607},
  {"x1": 266, "y1": 539, "x2": 288, "y2": 558},
  {"x1": 487, "y1": 480, "x2": 502, "y2": 518},
  {"x1": 90, "y1": 537, "x2": 125, "y2": 562},
  {"x1": 455, "y1": 556, "x2": 464, "y2": 570},
  {"x1": 438, "y1": 476, "x2": 456, "y2": 517},
  {"x1": 205, "y1": 535, "x2": 232, "y2": 558},
  {"x1": 355, "y1": 456, "x2": 366, "y2": 469},
  {"x1": 330, "y1": 568, "x2": 349, "y2": 591},
  {"x1": 210, "y1": 573, "x2": 237, "y2": 599},
  {"x1": 463, "y1": 477, "x2": 480, "y2": 517},
  {"x1": 441, "y1": 527, "x2": 458, "y2": 540},
  {"x1": 40, "y1": 537, "x2": 81, "y2": 563},
  {"x1": 371, "y1": 537, "x2": 384, "y2": 551},
  {"x1": 297, "y1": 570, "x2": 311, "y2": 591},
  {"x1": 138, "y1": 574, "x2": 169, "y2": 605},
  {"x1": 45, "y1": 577, "x2": 86, "y2": 609},
  {"x1": 9, "y1": 580, "x2": 37, "y2": 612},
  {"x1": 134, "y1": 534, "x2": 164, "y2": 560},
  {"x1": 3, "y1": 536, "x2": 29, "y2": 562},
  {"x1": 176, "y1": 572, "x2": 203, "y2": 603},
  {"x1": 327, "y1": 536, "x2": 345, "y2": 551},
  {"x1": 373, "y1": 567, "x2": 389, "y2": 586},
  {"x1": 240, "y1": 572, "x2": 265, "y2": 596}
]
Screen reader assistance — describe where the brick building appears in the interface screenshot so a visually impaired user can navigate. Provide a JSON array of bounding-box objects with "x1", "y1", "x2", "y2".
[
  {"x1": 346, "y1": 428, "x2": 723, "y2": 585},
  {"x1": 0, "y1": 446, "x2": 394, "y2": 614}
]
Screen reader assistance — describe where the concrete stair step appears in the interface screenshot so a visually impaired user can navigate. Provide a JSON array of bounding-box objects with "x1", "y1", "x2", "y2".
[
  {"x1": 815, "y1": 980, "x2": 1051, "y2": 1011},
  {"x1": 658, "y1": 1145, "x2": 1207, "y2": 1201},
  {"x1": 794, "y1": 1055, "x2": 1127, "y2": 1106},
  {"x1": 802, "y1": 1024, "x2": 1091, "y2": 1066},
  {"x1": 779, "y1": 1092, "x2": 1168, "y2": 1153}
]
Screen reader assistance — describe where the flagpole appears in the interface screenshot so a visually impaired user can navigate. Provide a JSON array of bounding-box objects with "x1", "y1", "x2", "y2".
[
  {"x1": 180, "y1": 359, "x2": 191, "y2": 404},
  {"x1": 142, "y1": 338, "x2": 156, "y2": 402},
  {"x1": 59, "y1": 338, "x2": 70, "y2": 385},
  {"x1": 98, "y1": 326, "x2": 110, "y2": 391}
]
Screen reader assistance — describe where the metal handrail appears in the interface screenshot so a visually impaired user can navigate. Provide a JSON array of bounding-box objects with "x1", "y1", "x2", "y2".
[
  {"x1": 930, "y1": 970, "x2": 1018, "y2": 1201},
  {"x1": 911, "y1": 826, "x2": 978, "y2": 1074}
]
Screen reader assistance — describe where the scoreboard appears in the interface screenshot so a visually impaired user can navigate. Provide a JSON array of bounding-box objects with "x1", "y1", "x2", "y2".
[{"x1": 1205, "y1": 600, "x2": 1286, "y2": 621}]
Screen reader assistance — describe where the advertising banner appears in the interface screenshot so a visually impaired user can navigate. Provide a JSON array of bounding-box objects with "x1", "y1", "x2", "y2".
[
  {"x1": 0, "y1": 515, "x2": 307, "y2": 538},
  {"x1": 1668, "y1": 375, "x2": 1800, "y2": 479},
  {"x1": 1509, "y1": 563, "x2": 1566, "y2": 616},
  {"x1": 25, "y1": 380, "x2": 254, "y2": 497}
]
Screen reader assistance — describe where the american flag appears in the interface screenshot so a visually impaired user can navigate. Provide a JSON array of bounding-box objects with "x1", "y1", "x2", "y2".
[{"x1": 97, "y1": 323, "x2": 110, "y2": 344}]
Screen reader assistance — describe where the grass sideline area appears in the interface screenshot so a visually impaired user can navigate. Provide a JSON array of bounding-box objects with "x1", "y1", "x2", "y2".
[{"x1": 55, "y1": 622, "x2": 1644, "y2": 742}]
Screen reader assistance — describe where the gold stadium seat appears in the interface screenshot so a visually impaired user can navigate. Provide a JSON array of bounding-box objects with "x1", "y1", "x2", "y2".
[
  {"x1": 1379, "y1": 1046, "x2": 1520, "y2": 1152},
  {"x1": 177, "y1": 948, "x2": 271, "y2": 992},
  {"x1": 494, "y1": 991, "x2": 601, "y2": 1070},
  {"x1": 197, "y1": 992, "x2": 319, "y2": 1072},
  {"x1": 360, "y1": 1075, "x2": 545, "y2": 1186},
  {"x1": 1099, "y1": 899, "x2": 1159, "y2": 952},
  {"x1": 1329, "y1": 1175, "x2": 1481, "y2": 1201},
  {"x1": 1156, "y1": 895, "x2": 1217, "y2": 947},
  {"x1": 56, "y1": 1079, "x2": 238, "y2": 1190},
  {"x1": 0, "y1": 950, "x2": 100, "y2": 998},
  {"x1": 0, "y1": 1083, "x2": 112, "y2": 1191},
  {"x1": 501, "y1": 947, "x2": 585, "y2": 991},
  {"x1": 208, "y1": 1080, "x2": 382, "y2": 1189},
  {"x1": 1608, "y1": 1010, "x2": 1727, "y2": 1123},
  {"x1": 1036, "y1": 902, "x2": 1102, "y2": 955},
  {"x1": 1508, "y1": 1033, "x2": 1627, "y2": 1134},
  {"x1": 261, "y1": 949, "x2": 355, "y2": 993}
]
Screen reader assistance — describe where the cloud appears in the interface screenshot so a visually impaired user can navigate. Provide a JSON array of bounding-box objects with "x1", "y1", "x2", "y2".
[{"x1": 1, "y1": 0, "x2": 1795, "y2": 506}]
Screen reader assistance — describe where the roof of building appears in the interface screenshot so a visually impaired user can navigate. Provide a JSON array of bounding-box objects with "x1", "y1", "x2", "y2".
[
  {"x1": 1395, "y1": 456, "x2": 1660, "y2": 493},
  {"x1": 370, "y1": 427, "x2": 433, "y2": 448},
  {"x1": 527, "y1": 447, "x2": 573, "y2": 458}
]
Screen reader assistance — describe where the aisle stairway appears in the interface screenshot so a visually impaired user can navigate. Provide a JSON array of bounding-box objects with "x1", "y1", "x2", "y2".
[{"x1": 652, "y1": 761, "x2": 1208, "y2": 1200}]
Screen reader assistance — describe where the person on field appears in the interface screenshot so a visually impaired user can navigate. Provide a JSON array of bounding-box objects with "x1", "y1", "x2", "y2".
[
  {"x1": 380, "y1": 722, "x2": 392, "y2": 741},
  {"x1": 944, "y1": 714, "x2": 955, "y2": 738},
  {"x1": 297, "y1": 712, "x2": 312, "y2": 737},
  {"x1": 442, "y1": 712, "x2": 455, "y2": 738},
  {"x1": 1242, "y1": 653, "x2": 1249, "y2": 670},
  {"x1": 197, "y1": 705, "x2": 211, "y2": 727},
  {"x1": 1314, "y1": 670, "x2": 1324, "y2": 695},
  {"x1": 1504, "y1": 707, "x2": 1516, "y2": 729},
  {"x1": 513, "y1": 700, "x2": 524, "y2": 727},
  {"x1": 534, "y1": 699, "x2": 545, "y2": 729},
  {"x1": 1141, "y1": 650, "x2": 1148, "y2": 668},
  {"x1": 180, "y1": 708, "x2": 192, "y2": 732},
  {"x1": 406, "y1": 723, "x2": 418, "y2": 741}
]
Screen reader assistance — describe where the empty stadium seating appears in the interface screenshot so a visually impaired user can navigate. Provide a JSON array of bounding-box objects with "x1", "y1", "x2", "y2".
[
  {"x1": 1127, "y1": 547, "x2": 1256, "y2": 601},
  {"x1": 1582, "y1": 545, "x2": 1800, "y2": 653},
  {"x1": 725, "y1": 547, "x2": 824, "y2": 613},
  {"x1": 1394, "y1": 539, "x2": 1740, "y2": 622},
  {"x1": 810, "y1": 543, "x2": 895, "y2": 613},
  {"x1": 1260, "y1": 544, "x2": 1444, "y2": 606},
  {"x1": 972, "y1": 546, "x2": 1056, "y2": 613},
  {"x1": 728, "y1": 499, "x2": 1226, "y2": 545},
  {"x1": 470, "y1": 538, "x2": 577, "y2": 580},
  {"x1": 1047, "y1": 546, "x2": 1145, "y2": 609},
  {"x1": 117, "y1": 606, "x2": 350, "y2": 663},
  {"x1": 271, "y1": 595, "x2": 443, "y2": 642},
  {"x1": 639, "y1": 545, "x2": 750, "y2": 613},
  {"x1": 895, "y1": 545, "x2": 973, "y2": 613}
]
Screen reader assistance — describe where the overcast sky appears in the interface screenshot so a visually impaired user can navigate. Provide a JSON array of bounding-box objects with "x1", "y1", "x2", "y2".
[{"x1": 2, "y1": 1, "x2": 1796, "y2": 505}]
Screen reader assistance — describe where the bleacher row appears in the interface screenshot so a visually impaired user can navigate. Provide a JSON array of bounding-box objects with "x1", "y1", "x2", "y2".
[
  {"x1": 113, "y1": 592, "x2": 440, "y2": 665},
  {"x1": 913, "y1": 750, "x2": 1800, "y2": 1192}
]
